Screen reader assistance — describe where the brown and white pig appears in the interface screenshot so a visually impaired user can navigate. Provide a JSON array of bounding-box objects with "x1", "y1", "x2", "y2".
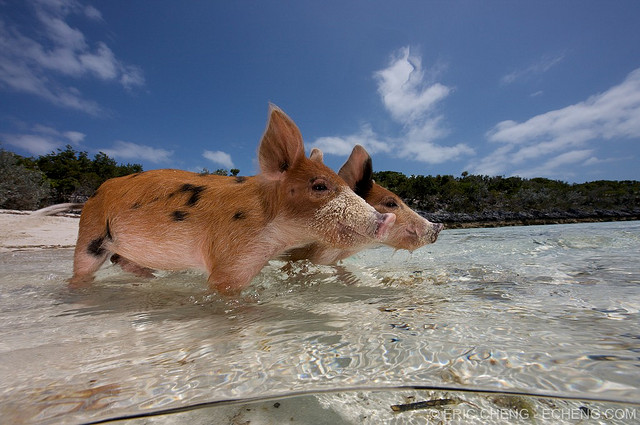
[
  {"x1": 62, "y1": 106, "x2": 395, "y2": 294},
  {"x1": 281, "y1": 144, "x2": 443, "y2": 264}
]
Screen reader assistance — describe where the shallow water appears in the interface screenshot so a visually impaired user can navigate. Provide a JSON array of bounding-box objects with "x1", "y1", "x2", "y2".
[{"x1": 0, "y1": 221, "x2": 639, "y2": 424}]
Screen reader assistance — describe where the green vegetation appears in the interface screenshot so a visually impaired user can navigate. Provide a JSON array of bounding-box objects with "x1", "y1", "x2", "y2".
[
  {"x1": 373, "y1": 171, "x2": 640, "y2": 226},
  {"x1": 1, "y1": 146, "x2": 142, "y2": 208},
  {"x1": 199, "y1": 168, "x2": 240, "y2": 176},
  {"x1": 1, "y1": 146, "x2": 638, "y2": 227},
  {"x1": 0, "y1": 149, "x2": 51, "y2": 210}
]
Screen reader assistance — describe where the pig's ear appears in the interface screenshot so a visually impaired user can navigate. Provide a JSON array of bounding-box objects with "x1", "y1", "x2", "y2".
[
  {"x1": 259, "y1": 105, "x2": 305, "y2": 180},
  {"x1": 338, "y1": 144, "x2": 373, "y2": 196},
  {"x1": 309, "y1": 148, "x2": 324, "y2": 163}
]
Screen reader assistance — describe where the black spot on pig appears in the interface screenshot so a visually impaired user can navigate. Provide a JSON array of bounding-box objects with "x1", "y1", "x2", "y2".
[
  {"x1": 88, "y1": 236, "x2": 105, "y2": 257},
  {"x1": 172, "y1": 210, "x2": 188, "y2": 221},
  {"x1": 182, "y1": 184, "x2": 206, "y2": 206},
  {"x1": 232, "y1": 210, "x2": 246, "y2": 220},
  {"x1": 88, "y1": 222, "x2": 113, "y2": 257},
  {"x1": 170, "y1": 183, "x2": 206, "y2": 207}
]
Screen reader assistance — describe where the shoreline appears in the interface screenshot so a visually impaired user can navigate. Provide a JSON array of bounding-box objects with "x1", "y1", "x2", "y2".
[
  {"x1": 1, "y1": 209, "x2": 637, "y2": 253},
  {"x1": 0, "y1": 209, "x2": 79, "y2": 252},
  {"x1": 441, "y1": 216, "x2": 640, "y2": 229},
  {"x1": 420, "y1": 209, "x2": 640, "y2": 229}
]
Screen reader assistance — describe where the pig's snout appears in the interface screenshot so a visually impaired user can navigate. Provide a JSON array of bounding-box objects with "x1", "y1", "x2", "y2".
[
  {"x1": 405, "y1": 220, "x2": 443, "y2": 245},
  {"x1": 408, "y1": 221, "x2": 443, "y2": 236},
  {"x1": 430, "y1": 222, "x2": 444, "y2": 243},
  {"x1": 374, "y1": 212, "x2": 396, "y2": 239}
]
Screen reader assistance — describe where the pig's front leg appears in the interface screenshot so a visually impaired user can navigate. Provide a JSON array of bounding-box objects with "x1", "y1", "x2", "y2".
[
  {"x1": 207, "y1": 258, "x2": 270, "y2": 296},
  {"x1": 205, "y1": 236, "x2": 284, "y2": 295}
]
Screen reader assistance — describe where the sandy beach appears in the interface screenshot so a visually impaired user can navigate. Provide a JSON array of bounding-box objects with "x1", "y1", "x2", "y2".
[{"x1": 0, "y1": 209, "x2": 79, "y2": 252}]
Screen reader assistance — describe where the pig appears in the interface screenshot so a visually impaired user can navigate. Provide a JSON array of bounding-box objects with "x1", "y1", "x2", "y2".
[
  {"x1": 53, "y1": 106, "x2": 395, "y2": 295},
  {"x1": 281, "y1": 144, "x2": 443, "y2": 264}
]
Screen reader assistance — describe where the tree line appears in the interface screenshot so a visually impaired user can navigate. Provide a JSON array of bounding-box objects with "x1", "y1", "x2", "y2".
[
  {"x1": 373, "y1": 171, "x2": 640, "y2": 226},
  {"x1": 2, "y1": 146, "x2": 639, "y2": 227},
  {"x1": 1, "y1": 146, "x2": 142, "y2": 209},
  {"x1": 0, "y1": 146, "x2": 246, "y2": 210}
]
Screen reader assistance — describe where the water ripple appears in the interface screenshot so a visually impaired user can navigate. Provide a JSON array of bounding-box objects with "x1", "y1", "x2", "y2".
[{"x1": 1, "y1": 222, "x2": 639, "y2": 424}]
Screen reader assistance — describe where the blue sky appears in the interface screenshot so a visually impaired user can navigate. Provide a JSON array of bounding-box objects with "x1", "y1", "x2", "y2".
[{"x1": 1, "y1": 0, "x2": 640, "y2": 183}]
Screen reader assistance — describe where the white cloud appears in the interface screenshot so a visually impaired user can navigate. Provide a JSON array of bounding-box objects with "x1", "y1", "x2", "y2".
[
  {"x1": 2, "y1": 125, "x2": 171, "y2": 165},
  {"x1": 374, "y1": 47, "x2": 451, "y2": 124},
  {"x1": 583, "y1": 156, "x2": 619, "y2": 167},
  {"x1": 489, "y1": 68, "x2": 640, "y2": 145},
  {"x1": 120, "y1": 65, "x2": 145, "y2": 91},
  {"x1": 311, "y1": 46, "x2": 473, "y2": 166},
  {"x1": 312, "y1": 123, "x2": 390, "y2": 156},
  {"x1": 474, "y1": 67, "x2": 640, "y2": 177},
  {"x1": 100, "y1": 141, "x2": 173, "y2": 164},
  {"x1": 470, "y1": 145, "x2": 513, "y2": 177},
  {"x1": 0, "y1": 0, "x2": 144, "y2": 113},
  {"x1": 83, "y1": 5, "x2": 102, "y2": 21},
  {"x1": 63, "y1": 130, "x2": 85, "y2": 144},
  {"x1": 1, "y1": 133, "x2": 60, "y2": 155},
  {"x1": 203, "y1": 150, "x2": 234, "y2": 169},
  {"x1": 36, "y1": 8, "x2": 86, "y2": 50},
  {"x1": 398, "y1": 139, "x2": 475, "y2": 165},
  {"x1": 0, "y1": 52, "x2": 103, "y2": 113},
  {"x1": 1, "y1": 125, "x2": 86, "y2": 155},
  {"x1": 501, "y1": 53, "x2": 565, "y2": 85},
  {"x1": 512, "y1": 149, "x2": 593, "y2": 179},
  {"x1": 79, "y1": 42, "x2": 118, "y2": 80},
  {"x1": 395, "y1": 116, "x2": 474, "y2": 164}
]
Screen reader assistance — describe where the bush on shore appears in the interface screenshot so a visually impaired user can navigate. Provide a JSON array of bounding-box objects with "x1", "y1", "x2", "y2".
[
  {"x1": 2, "y1": 146, "x2": 638, "y2": 227},
  {"x1": 1, "y1": 146, "x2": 142, "y2": 209},
  {"x1": 0, "y1": 149, "x2": 51, "y2": 210},
  {"x1": 373, "y1": 171, "x2": 640, "y2": 223}
]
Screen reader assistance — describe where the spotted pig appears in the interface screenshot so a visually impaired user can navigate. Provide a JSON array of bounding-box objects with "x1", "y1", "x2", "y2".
[{"x1": 46, "y1": 106, "x2": 395, "y2": 294}]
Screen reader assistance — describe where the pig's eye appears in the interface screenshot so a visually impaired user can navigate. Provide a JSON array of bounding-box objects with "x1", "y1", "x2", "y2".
[
  {"x1": 383, "y1": 199, "x2": 399, "y2": 208},
  {"x1": 312, "y1": 182, "x2": 328, "y2": 192},
  {"x1": 310, "y1": 178, "x2": 331, "y2": 194}
]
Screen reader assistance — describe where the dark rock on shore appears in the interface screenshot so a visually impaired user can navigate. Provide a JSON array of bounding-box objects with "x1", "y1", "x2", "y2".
[{"x1": 419, "y1": 208, "x2": 640, "y2": 229}]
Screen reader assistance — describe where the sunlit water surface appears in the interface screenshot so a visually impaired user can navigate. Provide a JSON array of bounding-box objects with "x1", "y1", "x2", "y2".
[{"x1": 1, "y1": 221, "x2": 639, "y2": 424}]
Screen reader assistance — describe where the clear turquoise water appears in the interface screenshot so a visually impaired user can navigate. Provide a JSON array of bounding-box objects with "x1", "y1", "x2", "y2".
[{"x1": 1, "y1": 221, "x2": 639, "y2": 424}]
